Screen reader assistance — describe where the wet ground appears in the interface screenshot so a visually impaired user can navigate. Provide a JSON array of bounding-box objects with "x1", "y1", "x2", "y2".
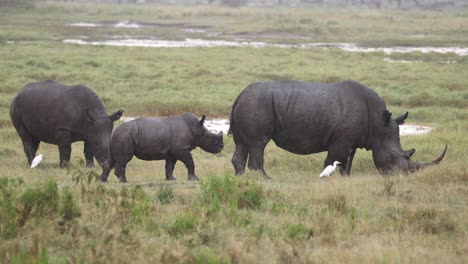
[{"x1": 62, "y1": 20, "x2": 468, "y2": 56}]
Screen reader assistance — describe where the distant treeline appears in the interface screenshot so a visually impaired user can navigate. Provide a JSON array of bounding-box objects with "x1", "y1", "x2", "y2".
[{"x1": 2, "y1": 0, "x2": 467, "y2": 9}]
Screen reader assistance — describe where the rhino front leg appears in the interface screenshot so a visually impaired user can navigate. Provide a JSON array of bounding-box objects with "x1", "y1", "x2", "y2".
[
  {"x1": 165, "y1": 157, "x2": 177, "y2": 181},
  {"x1": 177, "y1": 152, "x2": 198, "y2": 181},
  {"x1": 56, "y1": 129, "x2": 72, "y2": 168},
  {"x1": 344, "y1": 148, "x2": 357, "y2": 175},
  {"x1": 324, "y1": 143, "x2": 352, "y2": 176},
  {"x1": 84, "y1": 141, "x2": 95, "y2": 168}
]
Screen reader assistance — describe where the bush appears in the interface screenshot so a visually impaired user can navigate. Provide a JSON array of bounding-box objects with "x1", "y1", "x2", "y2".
[
  {"x1": 200, "y1": 175, "x2": 264, "y2": 212},
  {"x1": 168, "y1": 214, "x2": 198, "y2": 237},
  {"x1": 0, "y1": 178, "x2": 22, "y2": 239},
  {"x1": 157, "y1": 185, "x2": 174, "y2": 205},
  {"x1": 60, "y1": 188, "x2": 81, "y2": 222},
  {"x1": 284, "y1": 223, "x2": 313, "y2": 241},
  {"x1": 18, "y1": 180, "x2": 59, "y2": 226}
]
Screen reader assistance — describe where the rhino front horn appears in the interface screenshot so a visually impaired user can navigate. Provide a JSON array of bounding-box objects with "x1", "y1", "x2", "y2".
[{"x1": 418, "y1": 144, "x2": 448, "y2": 169}]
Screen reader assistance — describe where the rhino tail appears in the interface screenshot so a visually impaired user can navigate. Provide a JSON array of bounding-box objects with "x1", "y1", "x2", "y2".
[{"x1": 228, "y1": 93, "x2": 241, "y2": 136}]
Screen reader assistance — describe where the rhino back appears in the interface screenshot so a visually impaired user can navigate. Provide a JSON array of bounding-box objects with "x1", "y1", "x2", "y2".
[
  {"x1": 11, "y1": 80, "x2": 106, "y2": 143},
  {"x1": 122, "y1": 117, "x2": 195, "y2": 161},
  {"x1": 231, "y1": 80, "x2": 377, "y2": 154}
]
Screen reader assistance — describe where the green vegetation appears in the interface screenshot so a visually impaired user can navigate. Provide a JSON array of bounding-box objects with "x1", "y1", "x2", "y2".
[{"x1": 0, "y1": 2, "x2": 467, "y2": 263}]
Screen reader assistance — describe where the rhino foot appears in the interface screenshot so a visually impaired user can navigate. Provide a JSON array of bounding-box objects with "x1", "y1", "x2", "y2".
[
  {"x1": 188, "y1": 174, "x2": 199, "y2": 181},
  {"x1": 166, "y1": 176, "x2": 177, "y2": 181}
]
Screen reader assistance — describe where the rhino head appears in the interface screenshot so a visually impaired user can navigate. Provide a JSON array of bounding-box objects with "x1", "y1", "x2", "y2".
[
  {"x1": 194, "y1": 115, "x2": 224, "y2": 154},
  {"x1": 372, "y1": 111, "x2": 447, "y2": 175},
  {"x1": 85, "y1": 108, "x2": 124, "y2": 168}
]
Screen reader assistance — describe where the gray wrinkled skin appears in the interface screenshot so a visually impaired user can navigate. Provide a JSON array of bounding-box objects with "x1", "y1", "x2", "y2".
[
  {"x1": 229, "y1": 80, "x2": 446, "y2": 178},
  {"x1": 100, "y1": 113, "x2": 223, "y2": 183},
  {"x1": 10, "y1": 80, "x2": 124, "y2": 172}
]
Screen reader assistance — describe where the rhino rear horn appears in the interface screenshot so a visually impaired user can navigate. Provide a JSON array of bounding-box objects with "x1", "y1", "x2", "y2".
[
  {"x1": 197, "y1": 115, "x2": 206, "y2": 127},
  {"x1": 395, "y1": 112, "x2": 409, "y2": 125}
]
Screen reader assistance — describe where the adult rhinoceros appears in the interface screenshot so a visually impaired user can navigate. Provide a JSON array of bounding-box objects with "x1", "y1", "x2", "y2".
[
  {"x1": 228, "y1": 80, "x2": 447, "y2": 178},
  {"x1": 10, "y1": 80, "x2": 124, "y2": 171}
]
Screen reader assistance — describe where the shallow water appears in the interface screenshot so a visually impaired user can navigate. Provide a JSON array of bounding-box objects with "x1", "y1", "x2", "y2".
[
  {"x1": 63, "y1": 38, "x2": 468, "y2": 56},
  {"x1": 121, "y1": 117, "x2": 432, "y2": 136}
]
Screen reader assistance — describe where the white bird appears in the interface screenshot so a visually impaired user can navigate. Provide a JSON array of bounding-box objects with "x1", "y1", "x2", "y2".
[
  {"x1": 30, "y1": 154, "x2": 43, "y2": 169},
  {"x1": 319, "y1": 161, "x2": 341, "y2": 178}
]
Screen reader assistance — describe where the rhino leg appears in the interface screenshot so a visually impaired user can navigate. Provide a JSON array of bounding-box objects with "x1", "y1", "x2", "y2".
[
  {"x1": 84, "y1": 141, "x2": 95, "y2": 168},
  {"x1": 247, "y1": 143, "x2": 270, "y2": 179},
  {"x1": 165, "y1": 157, "x2": 177, "y2": 181},
  {"x1": 16, "y1": 125, "x2": 39, "y2": 165},
  {"x1": 232, "y1": 143, "x2": 249, "y2": 175},
  {"x1": 114, "y1": 161, "x2": 129, "y2": 183},
  {"x1": 324, "y1": 143, "x2": 352, "y2": 176},
  {"x1": 344, "y1": 149, "x2": 357, "y2": 176},
  {"x1": 99, "y1": 159, "x2": 115, "y2": 182},
  {"x1": 56, "y1": 129, "x2": 72, "y2": 168},
  {"x1": 177, "y1": 152, "x2": 198, "y2": 181}
]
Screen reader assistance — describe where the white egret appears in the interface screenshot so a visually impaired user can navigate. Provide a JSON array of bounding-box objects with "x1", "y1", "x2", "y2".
[
  {"x1": 319, "y1": 161, "x2": 341, "y2": 178},
  {"x1": 30, "y1": 154, "x2": 43, "y2": 169}
]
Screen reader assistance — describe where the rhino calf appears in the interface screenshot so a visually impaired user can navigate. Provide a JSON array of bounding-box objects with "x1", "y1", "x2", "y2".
[{"x1": 100, "y1": 113, "x2": 223, "y2": 183}]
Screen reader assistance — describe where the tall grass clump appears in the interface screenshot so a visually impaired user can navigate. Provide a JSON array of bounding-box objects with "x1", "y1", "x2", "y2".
[
  {"x1": 200, "y1": 175, "x2": 265, "y2": 213},
  {"x1": 0, "y1": 178, "x2": 23, "y2": 239},
  {"x1": 157, "y1": 185, "x2": 174, "y2": 205}
]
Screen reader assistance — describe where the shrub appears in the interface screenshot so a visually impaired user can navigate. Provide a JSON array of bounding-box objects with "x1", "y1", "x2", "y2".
[
  {"x1": 60, "y1": 188, "x2": 81, "y2": 222},
  {"x1": 200, "y1": 175, "x2": 265, "y2": 212},
  {"x1": 0, "y1": 178, "x2": 22, "y2": 239},
  {"x1": 157, "y1": 185, "x2": 174, "y2": 205},
  {"x1": 284, "y1": 223, "x2": 313, "y2": 241},
  {"x1": 17, "y1": 180, "x2": 59, "y2": 226},
  {"x1": 168, "y1": 214, "x2": 198, "y2": 237}
]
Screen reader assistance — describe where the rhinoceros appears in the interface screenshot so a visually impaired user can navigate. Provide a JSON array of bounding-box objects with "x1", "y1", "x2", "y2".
[
  {"x1": 229, "y1": 80, "x2": 447, "y2": 178},
  {"x1": 100, "y1": 113, "x2": 224, "y2": 183},
  {"x1": 10, "y1": 80, "x2": 124, "y2": 171}
]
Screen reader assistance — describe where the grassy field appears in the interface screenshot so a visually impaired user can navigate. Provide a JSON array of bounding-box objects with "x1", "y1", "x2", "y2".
[{"x1": 0, "y1": 3, "x2": 467, "y2": 263}]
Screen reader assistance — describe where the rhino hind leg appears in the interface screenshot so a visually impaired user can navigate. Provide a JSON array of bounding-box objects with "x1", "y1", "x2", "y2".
[
  {"x1": 247, "y1": 143, "x2": 270, "y2": 179},
  {"x1": 114, "y1": 161, "x2": 129, "y2": 183},
  {"x1": 84, "y1": 141, "x2": 95, "y2": 168},
  {"x1": 165, "y1": 157, "x2": 177, "y2": 181},
  {"x1": 17, "y1": 126, "x2": 40, "y2": 165},
  {"x1": 232, "y1": 143, "x2": 249, "y2": 175}
]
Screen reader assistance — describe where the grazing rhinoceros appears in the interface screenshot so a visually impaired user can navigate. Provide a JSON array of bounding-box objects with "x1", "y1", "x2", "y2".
[
  {"x1": 100, "y1": 113, "x2": 224, "y2": 183},
  {"x1": 10, "y1": 80, "x2": 124, "y2": 171},
  {"x1": 229, "y1": 80, "x2": 447, "y2": 178}
]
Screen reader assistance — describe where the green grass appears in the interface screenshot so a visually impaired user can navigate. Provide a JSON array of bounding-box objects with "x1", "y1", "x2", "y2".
[{"x1": 0, "y1": 2, "x2": 467, "y2": 263}]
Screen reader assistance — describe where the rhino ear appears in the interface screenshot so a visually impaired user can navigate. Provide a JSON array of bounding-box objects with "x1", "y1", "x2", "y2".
[
  {"x1": 395, "y1": 112, "x2": 409, "y2": 125},
  {"x1": 197, "y1": 115, "x2": 206, "y2": 127},
  {"x1": 383, "y1": 110, "x2": 392, "y2": 126},
  {"x1": 404, "y1": 148, "x2": 416, "y2": 159},
  {"x1": 109, "y1": 109, "x2": 124, "y2": 122},
  {"x1": 85, "y1": 109, "x2": 96, "y2": 123}
]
